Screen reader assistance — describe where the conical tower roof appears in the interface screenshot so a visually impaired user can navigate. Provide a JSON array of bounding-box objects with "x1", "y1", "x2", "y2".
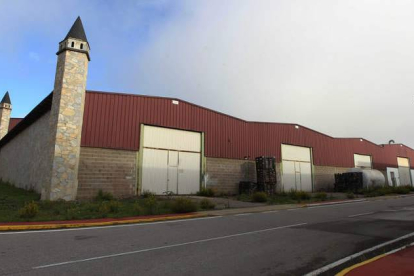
[
  {"x1": 63, "y1": 16, "x2": 89, "y2": 44},
  {"x1": 0, "y1": 92, "x2": 11, "y2": 105}
]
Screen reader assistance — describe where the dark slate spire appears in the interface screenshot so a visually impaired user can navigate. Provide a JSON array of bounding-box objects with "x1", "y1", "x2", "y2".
[
  {"x1": 63, "y1": 16, "x2": 89, "y2": 44},
  {"x1": 0, "y1": 92, "x2": 11, "y2": 105}
]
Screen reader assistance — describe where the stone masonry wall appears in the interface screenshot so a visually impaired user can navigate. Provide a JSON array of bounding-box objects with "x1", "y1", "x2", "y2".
[
  {"x1": 77, "y1": 147, "x2": 137, "y2": 199},
  {"x1": 313, "y1": 166, "x2": 349, "y2": 191},
  {"x1": 45, "y1": 50, "x2": 89, "y2": 200},
  {"x1": 0, "y1": 103, "x2": 11, "y2": 139},
  {"x1": 205, "y1": 157, "x2": 256, "y2": 195},
  {"x1": 0, "y1": 112, "x2": 51, "y2": 193}
]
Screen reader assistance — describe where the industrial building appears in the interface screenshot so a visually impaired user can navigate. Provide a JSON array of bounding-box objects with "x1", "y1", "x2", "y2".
[{"x1": 0, "y1": 18, "x2": 413, "y2": 200}]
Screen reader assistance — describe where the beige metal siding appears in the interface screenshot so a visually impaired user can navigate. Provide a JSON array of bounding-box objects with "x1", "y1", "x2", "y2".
[
  {"x1": 282, "y1": 144, "x2": 311, "y2": 162},
  {"x1": 143, "y1": 125, "x2": 201, "y2": 152},
  {"x1": 397, "y1": 157, "x2": 410, "y2": 167},
  {"x1": 354, "y1": 154, "x2": 372, "y2": 169}
]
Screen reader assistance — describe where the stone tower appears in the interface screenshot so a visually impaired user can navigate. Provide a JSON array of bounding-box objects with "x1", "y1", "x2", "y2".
[
  {"x1": 43, "y1": 17, "x2": 90, "y2": 200},
  {"x1": 0, "y1": 92, "x2": 12, "y2": 140}
]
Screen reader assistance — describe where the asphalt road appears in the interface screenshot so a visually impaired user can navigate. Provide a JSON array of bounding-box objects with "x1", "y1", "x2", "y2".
[{"x1": 1, "y1": 196, "x2": 414, "y2": 276}]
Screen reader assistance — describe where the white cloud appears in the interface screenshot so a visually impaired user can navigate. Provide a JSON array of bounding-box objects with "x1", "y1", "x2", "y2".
[{"x1": 121, "y1": 0, "x2": 414, "y2": 147}]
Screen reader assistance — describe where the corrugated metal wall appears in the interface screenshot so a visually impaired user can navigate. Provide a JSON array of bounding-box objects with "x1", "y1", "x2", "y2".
[{"x1": 81, "y1": 91, "x2": 414, "y2": 170}]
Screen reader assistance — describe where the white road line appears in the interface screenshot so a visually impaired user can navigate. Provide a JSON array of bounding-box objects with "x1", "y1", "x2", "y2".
[
  {"x1": 0, "y1": 216, "x2": 223, "y2": 235},
  {"x1": 305, "y1": 199, "x2": 367, "y2": 208},
  {"x1": 304, "y1": 231, "x2": 414, "y2": 276},
  {"x1": 348, "y1": 212, "x2": 374, "y2": 218},
  {"x1": 33, "y1": 222, "x2": 307, "y2": 270},
  {"x1": 287, "y1": 208, "x2": 300, "y2": 211},
  {"x1": 306, "y1": 201, "x2": 368, "y2": 209},
  {"x1": 262, "y1": 210, "x2": 279, "y2": 214},
  {"x1": 383, "y1": 210, "x2": 398, "y2": 212},
  {"x1": 234, "y1": 213, "x2": 252, "y2": 216}
]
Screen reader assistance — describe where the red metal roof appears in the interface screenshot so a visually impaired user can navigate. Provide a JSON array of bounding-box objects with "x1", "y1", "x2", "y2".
[
  {"x1": 81, "y1": 91, "x2": 414, "y2": 170},
  {"x1": 8, "y1": 118, "x2": 23, "y2": 131}
]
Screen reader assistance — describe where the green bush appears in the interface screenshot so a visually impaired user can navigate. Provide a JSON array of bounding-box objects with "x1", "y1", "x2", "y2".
[
  {"x1": 237, "y1": 193, "x2": 251, "y2": 202},
  {"x1": 98, "y1": 201, "x2": 121, "y2": 215},
  {"x1": 171, "y1": 197, "x2": 198, "y2": 213},
  {"x1": 133, "y1": 202, "x2": 144, "y2": 216},
  {"x1": 199, "y1": 199, "x2": 216, "y2": 210},
  {"x1": 288, "y1": 190, "x2": 311, "y2": 201},
  {"x1": 18, "y1": 201, "x2": 39, "y2": 218},
  {"x1": 360, "y1": 185, "x2": 411, "y2": 197},
  {"x1": 65, "y1": 207, "x2": 82, "y2": 220},
  {"x1": 346, "y1": 192, "x2": 355, "y2": 199},
  {"x1": 394, "y1": 186, "x2": 410, "y2": 195},
  {"x1": 314, "y1": 192, "x2": 328, "y2": 201},
  {"x1": 251, "y1": 192, "x2": 268, "y2": 203},
  {"x1": 196, "y1": 188, "x2": 215, "y2": 197},
  {"x1": 95, "y1": 190, "x2": 114, "y2": 201},
  {"x1": 143, "y1": 195, "x2": 158, "y2": 214},
  {"x1": 142, "y1": 190, "x2": 156, "y2": 198}
]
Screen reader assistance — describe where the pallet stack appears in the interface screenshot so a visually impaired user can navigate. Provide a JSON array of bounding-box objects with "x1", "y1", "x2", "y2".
[
  {"x1": 255, "y1": 156, "x2": 277, "y2": 195},
  {"x1": 334, "y1": 172, "x2": 363, "y2": 192}
]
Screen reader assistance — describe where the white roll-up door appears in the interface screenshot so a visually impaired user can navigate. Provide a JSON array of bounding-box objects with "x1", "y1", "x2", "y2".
[
  {"x1": 397, "y1": 157, "x2": 411, "y2": 186},
  {"x1": 411, "y1": 170, "x2": 414, "y2": 186},
  {"x1": 141, "y1": 125, "x2": 201, "y2": 195},
  {"x1": 354, "y1": 154, "x2": 372, "y2": 169},
  {"x1": 386, "y1": 167, "x2": 400, "y2": 187},
  {"x1": 142, "y1": 148, "x2": 168, "y2": 195},
  {"x1": 281, "y1": 144, "x2": 313, "y2": 192}
]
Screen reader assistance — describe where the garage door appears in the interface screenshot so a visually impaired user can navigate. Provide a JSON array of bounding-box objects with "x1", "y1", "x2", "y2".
[
  {"x1": 398, "y1": 157, "x2": 412, "y2": 186},
  {"x1": 281, "y1": 144, "x2": 312, "y2": 192},
  {"x1": 354, "y1": 154, "x2": 372, "y2": 169},
  {"x1": 141, "y1": 126, "x2": 201, "y2": 195},
  {"x1": 386, "y1": 167, "x2": 400, "y2": 187}
]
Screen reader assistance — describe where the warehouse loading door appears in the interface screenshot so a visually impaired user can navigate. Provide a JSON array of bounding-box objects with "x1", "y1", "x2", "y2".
[
  {"x1": 141, "y1": 126, "x2": 201, "y2": 195},
  {"x1": 281, "y1": 144, "x2": 313, "y2": 192},
  {"x1": 398, "y1": 157, "x2": 412, "y2": 186},
  {"x1": 167, "y1": 151, "x2": 179, "y2": 193},
  {"x1": 354, "y1": 154, "x2": 372, "y2": 169}
]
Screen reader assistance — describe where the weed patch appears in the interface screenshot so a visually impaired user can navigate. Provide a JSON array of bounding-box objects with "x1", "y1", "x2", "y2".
[
  {"x1": 199, "y1": 199, "x2": 215, "y2": 210},
  {"x1": 171, "y1": 198, "x2": 198, "y2": 213}
]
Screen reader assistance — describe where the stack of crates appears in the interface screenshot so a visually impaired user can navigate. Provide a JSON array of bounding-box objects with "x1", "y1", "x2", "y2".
[
  {"x1": 334, "y1": 172, "x2": 363, "y2": 192},
  {"x1": 255, "y1": 156, "x2": 277, "y2": 194}
]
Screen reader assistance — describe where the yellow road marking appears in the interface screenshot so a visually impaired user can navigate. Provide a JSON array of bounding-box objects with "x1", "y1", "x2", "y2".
[
  {"x1": 336, "y1": 253, "x2": 387, "y2": 276},
  {"x1": 0, "y1": 214, "x2": 205, "y2": 231}
]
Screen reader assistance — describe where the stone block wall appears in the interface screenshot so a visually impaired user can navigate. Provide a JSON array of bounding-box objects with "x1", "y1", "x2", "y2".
[
  {"x1": 205, "y1": 157, "x2": 256, "y2": 194},
  {"x1": 313, "y1": 166, "x2": 349, "y2": 191},
  {"x1": 77, "y1": 147, "x2": 137, "y2": 199},
  {"x1": 46, "y1": 50, "x2": 89, "y2": 200},
  {"x1": 0, "y1": 112, "x2": 51, "y2": 193},
  {"x1": 0, "y1": 103, "x2": 11, "y2": 140}
]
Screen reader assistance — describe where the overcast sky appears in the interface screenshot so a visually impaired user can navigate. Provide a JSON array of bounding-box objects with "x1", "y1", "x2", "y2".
[{"x1": 0, "y1": 0, "x2": 413, "y2": 147}]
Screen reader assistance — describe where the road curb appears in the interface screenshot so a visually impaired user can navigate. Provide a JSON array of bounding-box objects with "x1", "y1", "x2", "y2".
[
  {"x1": 304, "y1": 232, "x2": 414, "y2": 276},
  {"x1": 335, "y1": 253, "x2": 387, "y2": 276},
  {"x1": 335, "y1": 242, "x2": 414, "y2": 276},
  {"x1": 0, "y1": 213, "x2": 206, "y2": 231}
]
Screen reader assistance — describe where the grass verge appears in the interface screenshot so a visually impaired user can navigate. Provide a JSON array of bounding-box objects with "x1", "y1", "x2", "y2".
[{"x1": 0, "y1": 181, "x2": 200, "y2": 223}]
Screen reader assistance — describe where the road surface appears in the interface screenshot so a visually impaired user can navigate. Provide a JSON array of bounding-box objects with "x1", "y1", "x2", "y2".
[{"x1": 1, "y1": 196, "x2": 414, "y2": 276}]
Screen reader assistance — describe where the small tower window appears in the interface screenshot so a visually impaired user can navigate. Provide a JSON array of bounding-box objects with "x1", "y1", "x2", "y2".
[
  {"x1": 80, "y1": 43, "x2": 83, "y2": 50},
  {"x1": 71, "y1": 42, "x2": 75, "y2": 47}
]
